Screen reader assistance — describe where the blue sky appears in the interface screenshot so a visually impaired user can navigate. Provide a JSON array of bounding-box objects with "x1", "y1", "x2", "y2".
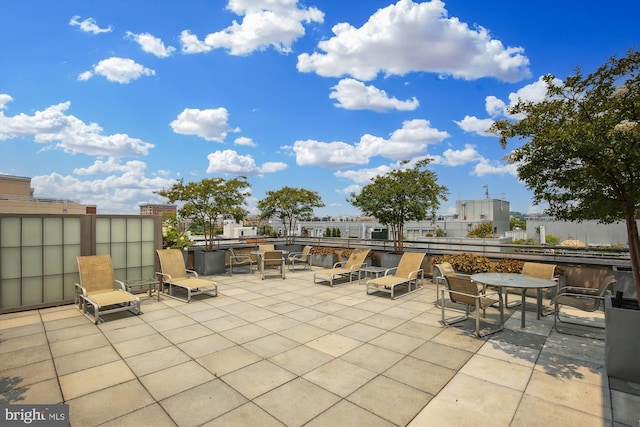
[{"x1": 1, "y1": 0, "x2": 638, "y2": 216}]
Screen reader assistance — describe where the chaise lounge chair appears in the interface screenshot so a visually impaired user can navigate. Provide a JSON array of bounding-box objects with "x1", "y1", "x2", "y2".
[
  {"x1": 156, "y1": 249, "x2": 218, "y2": 303},
  {"x1": 314, "y1": 248, "x2": 370, "y2": 287},
  {"x1": 75, "y1": 254, "x2": 141, "y2": 324},
  {"x1": 367, "y1": 252, "x2": 425, "y2": 299}
]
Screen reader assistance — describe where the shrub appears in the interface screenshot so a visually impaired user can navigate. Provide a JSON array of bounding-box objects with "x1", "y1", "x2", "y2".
[{"x1": 492, "y1": 259, "x2": 524, "y2": 273}]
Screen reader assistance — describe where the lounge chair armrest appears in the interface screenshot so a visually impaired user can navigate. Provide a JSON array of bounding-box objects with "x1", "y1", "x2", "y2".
[
  {"x1": 556, "y1": 291, "x2": 606, "y2": 300},
  {"x1": 407, "y1": 268, "x2": 424, "y2": 280},
  {"x1": 383, "y1": 267, "x2": 398, "y2": 276},
  {"x1": 332, "y1": 261, "x2": 346, "y2": 268},
  {"x1": 558, "y1": 286, "x2": 598, "y2": 295},
  {"x1": 156, "y1": 271, "x2": 173, "y2": 282},
  {"x1": 349, "y1": 262, "x2": 367, "y2": 272},
  {"x1": 115, "y1": 280, "x2": 127, "y2": 291},
  {"x1": 75, "y1": 282, "x2": 88, "y2": 297},
  {"x1": 186, "y1": 269, "x2": 198, "y2": 277},
  {"x1": 288, "y1": 251, "x2": 302, "y2": 259}
]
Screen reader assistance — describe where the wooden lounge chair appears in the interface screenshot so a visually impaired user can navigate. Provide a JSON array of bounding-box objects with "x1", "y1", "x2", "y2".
[
  {"x1": 441, "y1": 275, "x2": 504, "y2": 337},
  {"x1": 288, "y1": 245, "x2": 312, "y2": 271},
  {"x1": 156, "y1": 249, "x2": 218, "y2": 302},
  {"x1": 75, "y1": 254, "x2": 141, "y2": 324},
  {"x1": 553, "y1": 274, "x2": 616, "y2": 336},
  {"x1": 260, "y1": 250, "x2": 286, "y2": 279},
  {"x1": 367, "y1": 252, "x2": 425, "y2": 299},
  {"x1": 314, "y1": 248, "x2": 370, "y2": 287}
]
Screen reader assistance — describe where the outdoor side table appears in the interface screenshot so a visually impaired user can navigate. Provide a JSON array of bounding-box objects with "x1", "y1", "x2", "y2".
[
  {"x1": 126, "y1": 278, "x2": 161, "y2": 301},
  {"x1": 360, "y1": 266, "x2": 387, "y2": 283}
]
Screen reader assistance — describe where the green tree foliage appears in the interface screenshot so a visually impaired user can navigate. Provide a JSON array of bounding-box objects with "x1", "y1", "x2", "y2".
[
  {"x1": 510, "y1": 216, "x2": 526, "y2": 230},
  {"x1": 545, "y1": 234, "x2": 560, "y2": 246},
  {"x1": 257, "y1": 186, "x2": 324, "y2": 244},
  {"x1": 156, "y1": 177, "x2": 250, "y2": 251},
  {"x1": 349, "y1": 158, "x2": 448, "y2": 254},
  {"x1": 491, "y1": 48, "x2": 640, "y2": 295},
  {"x1": 467, "y1": 222, "x2": 494, "y2": 238}
]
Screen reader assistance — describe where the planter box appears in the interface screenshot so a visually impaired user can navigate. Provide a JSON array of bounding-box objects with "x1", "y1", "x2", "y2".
[
  {"x1": 310, "y1": 253, "x2": 338, "y2": 268},
  {"x1": 605, "y1": 294, "x2": 640, "y2": 395},
  {"x1": 380, "y1": 252, "x2": 402, "y2": 269},
  {"x1": 193, "y1": 250, "x2": 226, "y2": 276}
]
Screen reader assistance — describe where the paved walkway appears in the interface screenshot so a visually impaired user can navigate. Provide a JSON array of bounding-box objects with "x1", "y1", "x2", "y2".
[{"x1": 1, "y1": 268, "x2": 639, "y2": 426}]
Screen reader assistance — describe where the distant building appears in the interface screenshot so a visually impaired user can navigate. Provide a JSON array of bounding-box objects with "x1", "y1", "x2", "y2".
[
  {"x1": 0, "y1": 175, "x2": 96, "y2": 214},
  {"x1": 139, "y1": 203, "x2": 176, "y2": 216}
]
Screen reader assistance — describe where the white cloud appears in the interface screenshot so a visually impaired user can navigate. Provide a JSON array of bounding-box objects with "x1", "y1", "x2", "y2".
[
  {"x1": 32, "y1": 171, "x2": 176, "y2": 214},
  {"x1": 0, "y1": 100, "x2": 154, "y2": 157},
  {"x1": 335, "y1": 164, "x2": 395, "y2": 185},
  {"x1": 290, "y1": 119, "x2": 449, "y2": 168},
  {"x1": 73, "y1": 158, "x2": 147, "y2": 175},
  {"x1": 234, "y1": 136, "x2": 257, "y2": 147},
  {"x1": 297, "y1": 0, "x2": 530, "y2": 82},
  {"x1": 79, "y1": 57, "x2": 155, "y2": 83},
  {"x1": 441, "y1": 144, "x2": 483, "y2": 166},
  {"x1": 69, "y1": 16, "x2": 113, "y2": 34},
  {"x1": 181, "y1": 0, "x2": 324, "y2": 55},
  {"x1": 330, "y1": 78, "x2": 419, "y2": 112},
  {"x1": 206, "y1": 149, "x2": 287, "y2": 175},
  {"x1": 454, "y1": 115, "x2": 495, "y2": 136},
  {"x1": 125, "y1": 32, "x2": 176, "y2": 57},
  {"x1": 472, "y1": 158, "x2": 519, "y2": 177},
  {"x1": 0, "y1": 94, "x2": 13, "y2": 109},
  {"x1": 179, "y1": 30, "x2": 212, "y2": 54},
  {"x1": 170, "y1": 107, "x2": 239, "y2": 142}
]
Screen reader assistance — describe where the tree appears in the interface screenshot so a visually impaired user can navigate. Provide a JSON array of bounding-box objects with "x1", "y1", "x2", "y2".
[
  {"x1": 156, "y1": 177, "x2": 250, "y2": 252},
  {"x1": 491, "y1": 48, "x2": 640, "y2": 298},
  {"x1": 349, "y1": 158, "x2": 448, "y2": 254},
  {"x1": 257, "y1": 187, "x2": 325, "y2": 244}
]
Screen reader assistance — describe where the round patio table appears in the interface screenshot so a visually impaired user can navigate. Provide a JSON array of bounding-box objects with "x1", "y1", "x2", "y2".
[{"x1": 471, "y1": 272, "x2": 556, "y2": 328}]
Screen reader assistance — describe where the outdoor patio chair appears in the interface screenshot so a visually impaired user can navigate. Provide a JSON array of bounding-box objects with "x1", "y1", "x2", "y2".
[
  {"x1": 367, "y1": 252, "x2": 425, "y2": 299},
  {"x1": 259, "y1": 244, "x2": 275, "y2": 251},
  {"x1": 288, "y1": 245, "x2": 312, "y2": 271},
  {"x1": 433, "y1": 262, "x2": 471, "y2": 307},
  {"x1": 505, "y1": 262, "x2": 557, "y2": 311},
  {"x1": 156, "y1": 249, "x2": 218, "y2": 302},
  {"x1": 553, "y1": 274, "x2": 616, "y2": 336},
  {"x1": 313, "y1": 248, "x2": 370, "y2": 287},
  {"x1": 227, "y1": 248, "x2": 255, "y2": 275},
  {"x1": 75, "y1": 254, "x2": 141, "y2": 324},
  {"x1": 441, "y1": 275, "x2": 504, "y2": 337},
  {"x1": 260, "y1": 250, "x2": 286, "y2": 279}
]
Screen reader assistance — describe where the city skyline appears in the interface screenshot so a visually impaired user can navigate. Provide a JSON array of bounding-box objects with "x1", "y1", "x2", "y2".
[{"x1": 1, "y1": 0, "x2": 638, "y2": 216}]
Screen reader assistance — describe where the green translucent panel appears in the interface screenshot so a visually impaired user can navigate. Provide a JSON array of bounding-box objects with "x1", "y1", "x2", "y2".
[
  {"x1": 22, "y1": 247, "x2": 43, "y2": 277},
  {"x1": 142, "y1": 218, "x2": 155, "y2": 241},
  {"x1": 110, "y1": 243, "x2": 126, "y2": 268},
  {"x1": 64, "y1": 218, "x2": 81, "y2": 244},
  {"x1": 22, "y1": 276, "x2": 43, "y2": 305},
  {"x1": 22, "y1": 218, "x2": 43, "y2": 246},
  {"x1": 43, "y1": 275, "x2": 64, "y2": 302},
  {"x1": 111, "y1": 218, "x2": 127, "y2": 243},
  {"x1": 96, "y1": 218, "x2": 111, "y2": 243},
  {"x1": 43, "y1": 218, "x2": 63, "y2": 245},
  {"x1": 127, "y1": 218, "x2": 141, "y2": 241},
  {"x1": 44, "y1": 246, "x2": 63, "y2": 275},
  {"x1": 64, "y1": 273, "x2": 78, "y2": 300},
  {"x1": 113, "y1": 267, "x2": 127, "y2": 283},
  {"x1": 1, "y1": 218, "x2": 21, "y2": 247},
  {"x1": 125, "y1": 267, "x2": 142, "y2": 281},
  {"x1": 96, "y1": 244, "x2": 110, "y2": 255},
  {"x1": 141, "y1": 265, "x2": 156, "y2": 280},
  {"x1": 1, "y1": 247, "x2": 21, "y2": 279},
  {"x1": 1, "y1": 278, "x2": 21, "y2": 309},
  {"x1": 127, "y1": 242, "x2": 142, "y2": 267},
  {"x1": 142, "y1": 242, "x2": 156, "y2": 266},
  {"x1": 64, "y1": 245, "x2": 81, "y2": 273}
]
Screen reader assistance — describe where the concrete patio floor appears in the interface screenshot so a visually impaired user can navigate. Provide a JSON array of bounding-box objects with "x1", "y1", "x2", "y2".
[{"x1": 1, "y1": 267, "x2": 639, "y2": 426}]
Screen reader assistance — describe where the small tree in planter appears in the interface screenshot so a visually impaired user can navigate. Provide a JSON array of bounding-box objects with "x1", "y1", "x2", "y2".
[
  {"x1": 258, "y1": 186, "x2": 324, "y2": 244},
  {"x1": 156, "y1": 177, "x2": 250, "y2": 252},
  {"x1": 349, "y1": 158, "x2": 448, "y2": 254}
]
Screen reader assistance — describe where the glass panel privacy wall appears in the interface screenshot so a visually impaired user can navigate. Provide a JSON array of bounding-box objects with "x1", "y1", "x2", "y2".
[{"x1": 0, "y1": 214, "x2": 161, "y2": 313}]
